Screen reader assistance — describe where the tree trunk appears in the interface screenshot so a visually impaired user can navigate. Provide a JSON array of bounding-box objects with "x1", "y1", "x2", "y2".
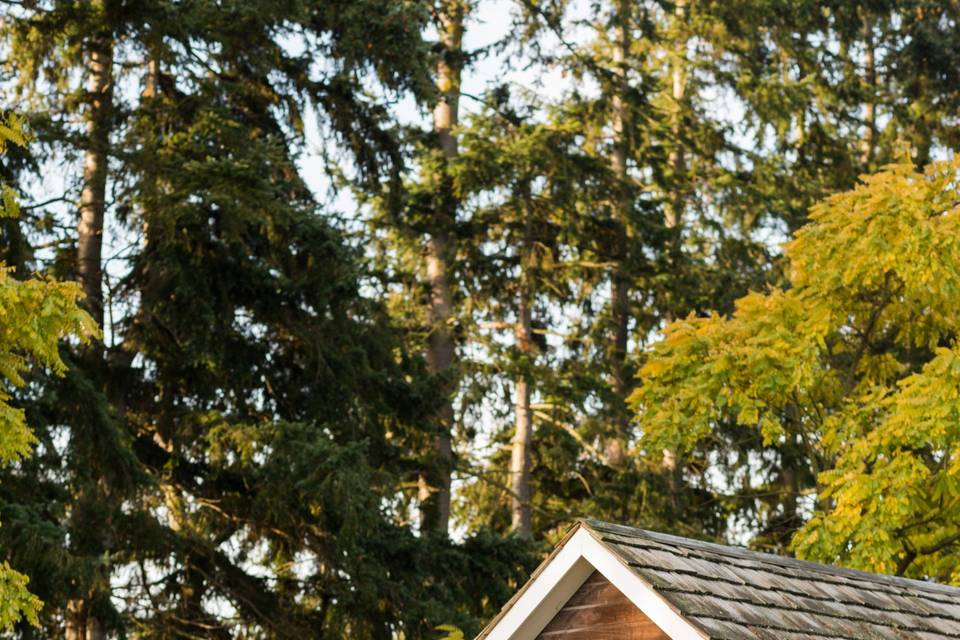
[
  {"x1": 666, "y1": 0, "x2": 687, "y2": 232},
  {"x1": 418, "y1": 0, "x2": 465, "y2": 536},
  {"x1": 661, "y1": 0, "x2": 688, "y2": 511},
  {"x1": 66, "y1": 30, "x2": 113, "y2": 640},
  {"x1": 66, "y1": 599, "x2": 84, "y2": 640},
  {"x1": 77, "y1": 34, "x2": 112, "y2": 330},
  {"x1": 66, "y1": 598, "x2": 105, "y2": 640},
  {"x1": 605, "y1": 0, "x2": 631, "y2": 467},
  {"x1": 511, "y1": 185, "x2": 534, "y2": 537},
  {"x1": 860, "y1": 10, "x2": 876, "y2": 169}
]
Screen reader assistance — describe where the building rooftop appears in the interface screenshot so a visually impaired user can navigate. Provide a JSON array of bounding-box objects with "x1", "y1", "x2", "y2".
[
  {"x1": 479, "y1": 519, "x2": 960, "y2": 640},
  {"x1": 584, "y1": 519, "x2": 960, "y2": 639}
]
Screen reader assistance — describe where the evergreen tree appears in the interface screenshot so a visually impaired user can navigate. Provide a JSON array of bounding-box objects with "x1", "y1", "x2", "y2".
[
  {"x1": 0, "y1": 114, "x2": 95, "y2": 632},
  {"x1": 452, "y1": 90, "x2": 613, "y2": 536},
  {"x1": 0, "y1": 1, "x2": 533, "y2": 637},
  {"x1": 418, "y1": 0, "x2": 468, "y2": 538},
  {"x1": 492, "y1": 0, "x2": 753, "y2": 538}
]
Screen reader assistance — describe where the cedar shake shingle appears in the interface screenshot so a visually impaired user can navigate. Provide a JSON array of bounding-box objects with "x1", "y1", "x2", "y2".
[{"x1": 583, "y1": 519, "x2": 960, "y2": 639}]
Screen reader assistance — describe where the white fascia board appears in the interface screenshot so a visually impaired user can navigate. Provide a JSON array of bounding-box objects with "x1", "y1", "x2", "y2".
[
  {"x1": 481, "y1": 527, "x2": 708, "y2": 640},
  {"x1": 482, "y1": 528, "x2": 595, "y2": 640},
  {"x1": 579, "y1": 529, "x2": 708, "y2": 640}
]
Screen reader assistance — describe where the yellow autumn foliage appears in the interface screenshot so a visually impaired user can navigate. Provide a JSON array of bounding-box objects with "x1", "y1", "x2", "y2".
[{"x1": 631, "y1": 159, "x2": 960, "y2": 583}]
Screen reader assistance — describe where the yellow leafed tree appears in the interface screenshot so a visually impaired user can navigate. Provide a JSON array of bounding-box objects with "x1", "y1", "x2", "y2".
[{"x1": 632, "y1": 158, "x2": 960, "y2": 582}]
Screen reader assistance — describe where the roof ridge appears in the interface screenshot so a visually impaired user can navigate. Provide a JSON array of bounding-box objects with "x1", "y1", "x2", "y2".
[{"x1": 579, "y1": 518, "x2": 960, "y2": 597}]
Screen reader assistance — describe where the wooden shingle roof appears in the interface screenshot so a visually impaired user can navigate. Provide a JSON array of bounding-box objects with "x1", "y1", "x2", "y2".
[{"x1": 582, "y1": 519, "x2": 960, "y2": 639}]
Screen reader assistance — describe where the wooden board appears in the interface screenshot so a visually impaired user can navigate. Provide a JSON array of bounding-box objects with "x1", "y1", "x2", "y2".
[{"x1": 536, "y1": 570, "x2": 671, "y2": 640}]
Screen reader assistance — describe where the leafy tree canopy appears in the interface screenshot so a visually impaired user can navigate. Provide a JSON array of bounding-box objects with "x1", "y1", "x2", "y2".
[{"x1": 633, "y1": 158, "x2": 960, "y2": 580}]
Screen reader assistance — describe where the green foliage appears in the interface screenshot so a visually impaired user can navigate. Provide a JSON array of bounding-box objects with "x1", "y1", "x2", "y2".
[
  {"x1": 0, "y1": 563, "x2": 39, "y2": 631},
  {"x1": 0, "y1": 1, "x2": 537, "y2": 636},
  {"x1": 375, "y1": 0, "x2": 960, "y2": 564},
  {"x1": 634, "y1": 159, "x2": 960, "y2": 580},
  {"x1": 0, "y1": 114, "x2": 94, "y2": 631}
]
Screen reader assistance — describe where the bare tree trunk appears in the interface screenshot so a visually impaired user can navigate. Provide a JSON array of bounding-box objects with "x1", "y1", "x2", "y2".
[
  {"x1": 666, "y1": 0, "x2": 687, "y2": 232},
  {"x1": 860, "y1": 10, "x2": 876, "y2": 168},
  {"x1": 65, "y1": 599, "x2": 84, "y2": 640},
  {"x1": 510, "y1": 303, "x2": 533, "y2": 535},
  {"x1": 660, "y1": 0, "x2": 688, "y2": 513},
  {"x1": 511, "y1": 186, "x2": 534, "y2": 536},
  {"x1": 67, "y1": 30, "x2": 113, "y2": 640},
  {"x1": 66, "y1": 599, "x2": 105, "y2": 640},
  {"x1": 418, "y1": 0, "x2": 465, "y2": 536},
  {"x1": 77, "y1": 34, "x2": 112, "y2": 330},
  {"x1": 605, "y1": 0, "x2": 631, "y2": 467}
]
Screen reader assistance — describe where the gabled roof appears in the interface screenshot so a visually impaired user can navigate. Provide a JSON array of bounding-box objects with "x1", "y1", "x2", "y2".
[{"x1": 478, "y1": 519, "x2": 960, "y2": 640}]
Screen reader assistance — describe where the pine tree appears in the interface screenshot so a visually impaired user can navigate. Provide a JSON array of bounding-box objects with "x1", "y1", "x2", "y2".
[
  {"x1": 418, "y1": 0, "x2": 469, "y2": 538},
  {"x1": 0, "y1": 114, "x2": 95, "y2": 632},
  {"x1": 0, "y1": 0, "x2": 532, "y2": 637},
  {"x1": 452, "y1": 91, "x2": 608, "y2": 536}
]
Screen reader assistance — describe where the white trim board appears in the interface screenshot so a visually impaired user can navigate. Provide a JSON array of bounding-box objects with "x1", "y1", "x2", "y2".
[{"x1": 480, "y1": 526, "x2": 708, "y2": 640}]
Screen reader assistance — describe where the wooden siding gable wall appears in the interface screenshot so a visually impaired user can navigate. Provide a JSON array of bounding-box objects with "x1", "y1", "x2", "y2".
[
  {"x1": 537, "y1": 570, "x2": 670, "y2": 640},
  {"x1": 479, "y1": 525, "x2": 707, "y2": 640}
]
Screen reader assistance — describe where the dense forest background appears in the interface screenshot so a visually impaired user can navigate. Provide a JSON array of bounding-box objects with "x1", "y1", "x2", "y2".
[{"x1": 1, "y1": 0, "x2": 960, "y2": 637}]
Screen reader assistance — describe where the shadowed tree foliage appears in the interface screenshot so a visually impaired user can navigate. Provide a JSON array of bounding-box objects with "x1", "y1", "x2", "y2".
[
  {"x1": 0, "y1": 1, "x2": 533, "y2": 638},
  {"x1": 0, "y1": 114, "x2": 95, "y2": 631}
]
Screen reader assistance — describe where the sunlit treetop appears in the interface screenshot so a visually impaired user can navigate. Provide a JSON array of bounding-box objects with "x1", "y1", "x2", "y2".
[{"x1": 632, "y1": 158, "x2": 960, "y2": 582}]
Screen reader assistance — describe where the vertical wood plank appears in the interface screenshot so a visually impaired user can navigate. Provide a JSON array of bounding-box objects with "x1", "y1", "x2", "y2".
[{"x1": 535, "y1": 570, "x2": 672, "y2": 640}]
